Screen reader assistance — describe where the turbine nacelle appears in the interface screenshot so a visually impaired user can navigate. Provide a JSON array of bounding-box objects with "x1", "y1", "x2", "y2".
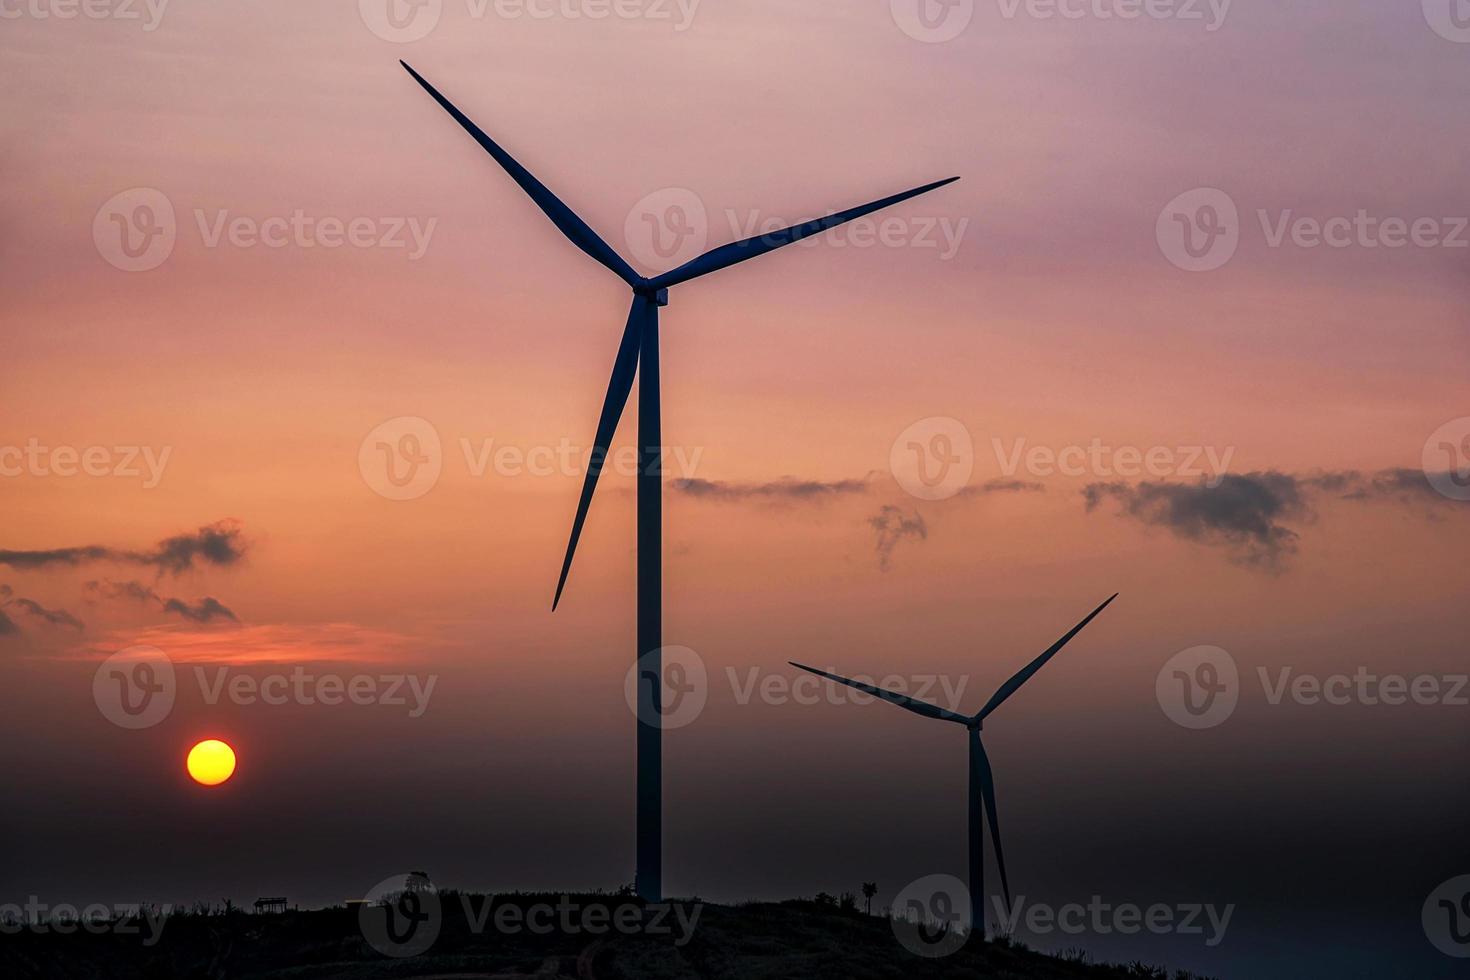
[{"x1": 633, "y1": 283, "x2": 671, "y2": 307}]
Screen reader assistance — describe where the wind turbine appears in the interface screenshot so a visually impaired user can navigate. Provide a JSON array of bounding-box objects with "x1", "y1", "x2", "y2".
[
  {"x1": 790, "y1": 593, "x2": 1117, "y2": 933},
  {"x1": 400, "y1": 61, "x2": 960, "y2": 902}
]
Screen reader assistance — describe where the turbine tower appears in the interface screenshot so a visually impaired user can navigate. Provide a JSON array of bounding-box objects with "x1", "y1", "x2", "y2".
[
  {"x1": 401, "y1": 62, "x2": 959, "y2": 902},
  {"x1": 790, "y1": 593, "x2": 1117, "y2": 932}
]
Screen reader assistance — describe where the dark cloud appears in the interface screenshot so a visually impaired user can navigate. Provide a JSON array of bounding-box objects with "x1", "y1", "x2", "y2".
[
  {"x1": 161, "y1": 597, "x2": 238, "y2": 624},
  {"x1": 1, "y1": 583, "x2": 83, "y2": 636},
  {"x1": 958, "y1": 478, "x2": 1046, "y2": 496},
  {"x1": 85, "y1": 580, "x2": 239, "y2": 625},
  {"x1": 1084, "y1": 468, "x2": 1462, "y2": 569},
  {"x1": 10, "y1": 598, "x2": 84, "y2": 632},
  {"x1": 0, "y1": 520, "x2": 246, "y2": 574},
  {"x1": 1084, "y1": 472, "x2": 1308, "y2": 569},
  {"x1": 83, "y1": 579, "x2": 159, "y2": 604},
  {"x1": 671, "y1": 477, "x2": 870, "y2": 502},
  {"x1": 1303, "y1": 467, "x2": 1451, "y2": 505},
  {"x1": 868, "y1": 505, "x2": 927, "y2": 571}
]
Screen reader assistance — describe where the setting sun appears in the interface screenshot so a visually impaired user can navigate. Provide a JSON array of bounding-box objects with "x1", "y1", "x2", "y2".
[{"x1": 186, "y1": 740, "x2": 237, "y2": 787}]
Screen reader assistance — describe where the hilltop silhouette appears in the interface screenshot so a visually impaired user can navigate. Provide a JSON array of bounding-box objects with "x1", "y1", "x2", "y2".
[{"x1": 1, "y1": 891, "x2": 1219, "y2": 980}]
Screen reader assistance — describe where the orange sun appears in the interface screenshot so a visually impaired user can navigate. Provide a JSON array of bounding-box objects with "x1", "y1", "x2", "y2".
[{"x1": 186, "y1": 739, "x2": 237, "y2": 786}]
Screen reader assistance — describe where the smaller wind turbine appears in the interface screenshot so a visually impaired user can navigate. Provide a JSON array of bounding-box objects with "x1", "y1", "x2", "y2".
[{"x1": 790, "y1": 593, "x2": 1117, "y2": 934}]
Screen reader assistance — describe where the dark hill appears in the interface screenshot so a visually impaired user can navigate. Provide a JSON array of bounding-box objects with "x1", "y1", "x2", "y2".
[{"x1": 0, "y1": 893, "x2": 1218, "y2": 980}]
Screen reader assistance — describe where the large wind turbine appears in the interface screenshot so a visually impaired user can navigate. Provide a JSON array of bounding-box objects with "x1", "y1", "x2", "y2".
[
  {"x1": 400, "y1": 61, "x2": 959, "y2": 902},
  {"x1": 790, "y1": 594, "x2": 1117, "y2": 933}
]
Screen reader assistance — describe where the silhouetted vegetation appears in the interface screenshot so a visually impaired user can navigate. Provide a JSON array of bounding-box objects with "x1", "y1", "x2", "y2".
[{"x1": 0, "y1": 892, "x2": 1221, "y2": 979}]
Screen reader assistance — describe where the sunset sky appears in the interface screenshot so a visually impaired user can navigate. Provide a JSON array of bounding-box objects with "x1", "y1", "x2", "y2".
[{"x1": 2, "y1": 2, "x2": 1468, "y2": 976}]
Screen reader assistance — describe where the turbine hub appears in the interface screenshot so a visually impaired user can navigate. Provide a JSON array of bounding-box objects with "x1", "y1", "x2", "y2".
[{"x1": 634, "y1": 283, "x2": 670, "y2": 307}]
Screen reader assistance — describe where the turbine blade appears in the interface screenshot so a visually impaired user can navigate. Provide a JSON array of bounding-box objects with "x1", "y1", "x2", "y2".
[
  {"x1": 976, "y1": 594, "x2": 1118, "y2": 721},
  {"x1": 552, "y1": 296, "x2": 652, "y2": 609},
  {"x1": 648, "y1": 176, "x2": 960, "y2": 290},
  {"x1": 973, "y1": 734, "x2": 1011, "y2": 916},
  {"x1": 400, "y1": 61, "x2": 640, "y2": 288},
  {"x1": 788, "y1": 662, "x2": 969, "y2": 724}
]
